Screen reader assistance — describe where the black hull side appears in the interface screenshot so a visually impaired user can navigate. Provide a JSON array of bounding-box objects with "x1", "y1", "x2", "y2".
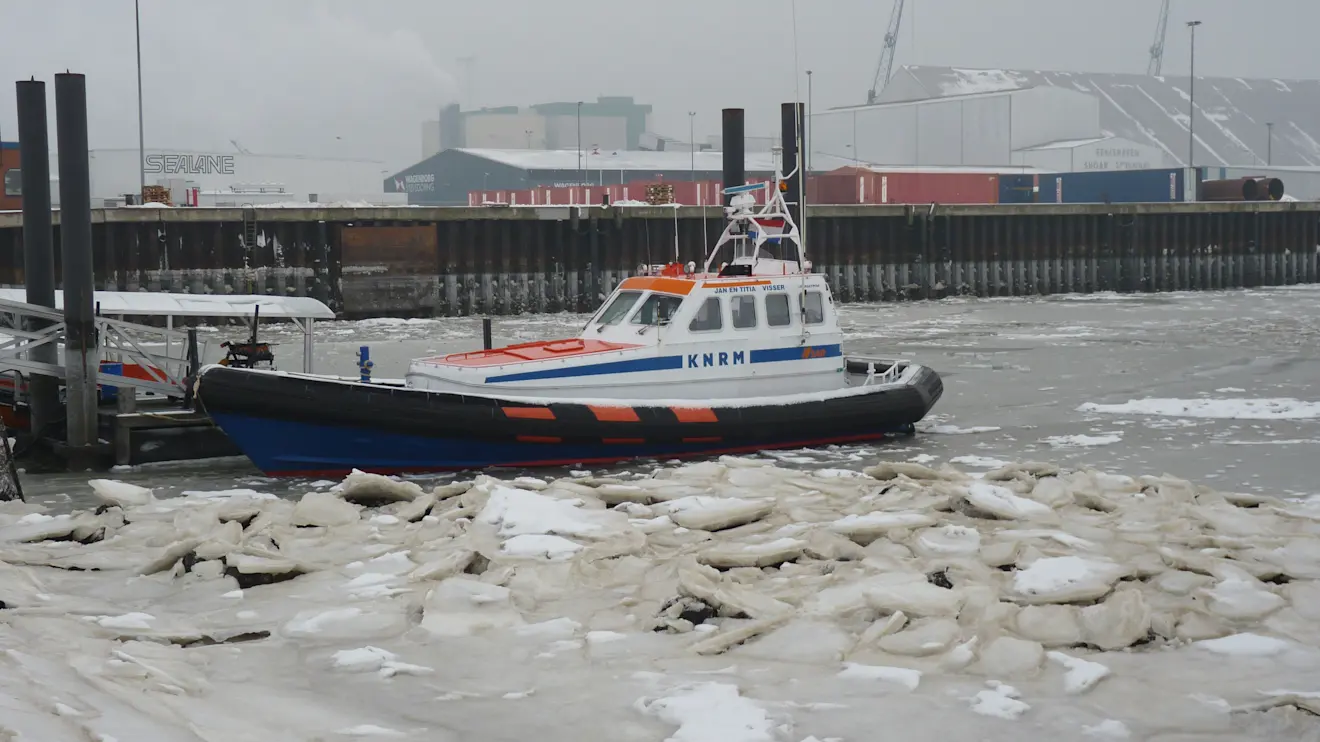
[{"x1": 197, "y1": 365, "x2": 942, "y2": 447}]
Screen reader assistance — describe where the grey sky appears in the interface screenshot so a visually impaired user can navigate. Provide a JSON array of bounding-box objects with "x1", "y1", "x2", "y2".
[{"x1": 1, "y1": 0, "x2": 1316, "y2": 171}]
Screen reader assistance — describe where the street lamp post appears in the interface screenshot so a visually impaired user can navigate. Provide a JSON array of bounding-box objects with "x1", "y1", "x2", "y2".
[
  {"x1": 1186, "y1": 20, "x2": 1202, "y2": 169},
  {"x1": 688, "y1": 111, "x2": 696, "y2": 182},
  {"x1": 576, "y1": 101, "x2": 584, "y2": 184},
  {"x1": 1266, "y1": 122, "x2": 1274, "y2": 166},
  {"x1": 135, "y1": 0, "x2": 146, "y2": 196}
]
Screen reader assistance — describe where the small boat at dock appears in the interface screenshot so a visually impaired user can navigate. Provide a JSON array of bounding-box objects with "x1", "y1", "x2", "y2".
[{"x1": 196, "y1": 153, "x2": 943, "y2": 476}]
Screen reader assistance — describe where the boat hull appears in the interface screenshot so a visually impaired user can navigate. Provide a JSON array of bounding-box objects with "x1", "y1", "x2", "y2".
[{"x1": 196, "y1": 364, "x2": 942, "y2": 477}]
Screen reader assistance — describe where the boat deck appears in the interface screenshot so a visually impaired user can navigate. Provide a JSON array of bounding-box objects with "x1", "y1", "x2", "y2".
[{"x1": 421, "y1": 339, "x2": 640, "y2": 368}]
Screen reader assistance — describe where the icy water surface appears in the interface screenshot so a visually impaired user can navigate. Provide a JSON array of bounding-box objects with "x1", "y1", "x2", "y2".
[
  {"x1": 5, "y1": 286, "x2": 1320, "y2": 741},
  {"x1": 23, "y1": 285, "x2": 1320, "y2": 507}
]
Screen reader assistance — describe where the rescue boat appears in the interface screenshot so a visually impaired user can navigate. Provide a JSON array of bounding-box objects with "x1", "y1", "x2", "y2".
[{"x1": 195, "y1": 154, "x2": 943, "y2": 476}]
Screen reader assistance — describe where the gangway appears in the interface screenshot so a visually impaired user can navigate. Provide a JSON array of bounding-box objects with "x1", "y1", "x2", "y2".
[
  {"x1": 0, "y1": 290, "x2": 335, "y2": 467},
  {"x1": 0, "y1": 291, "x2": 335, "y2": 455},
  {"x1": 0, "y1": 290, "x2": 335, "y2": 397},
  {"x1": 0, "y1": 299, "x2": 198, "y2": 397}
]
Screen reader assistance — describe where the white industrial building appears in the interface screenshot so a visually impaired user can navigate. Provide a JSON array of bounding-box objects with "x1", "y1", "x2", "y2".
[
  {"x1": 422, "y1": 97, "x2": 654, "y2": 159},
  {"x1": 810, "y1": 85, "x2": 1170, "y2": 171},
  {"x1": 51, "y1": 148, "x2": 396, "y2": 206},
  {"x1": 820, "y1": 65, "x2": 1320, "y2": 171},
  {"x1": 1012, "y1": 136, "x2": 1166, "y2": 172}
]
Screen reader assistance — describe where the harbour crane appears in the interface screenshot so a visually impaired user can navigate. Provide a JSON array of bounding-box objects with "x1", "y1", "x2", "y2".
[
  {"x1": 866, "y1": 0, "x2": 906, "y2": 105},
  {"x1": 1147, "y1": 0, "x2": 1171, "y2": 76}
]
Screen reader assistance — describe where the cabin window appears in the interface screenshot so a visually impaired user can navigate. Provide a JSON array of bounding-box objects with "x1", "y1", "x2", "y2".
[
  {"x1": 597, "y1": 291, "x2": 641, "y2": 326},
  {"x1": 803, "y1": 291, "x2": 825, "y2": 325},
  {"x1": 765, "y1": 293, "x2": 791, "y2": 327},
  {"x1": 688, "y1": 297, "x2": 722, "y2": 332},
  {"x1": 731, "y1": 295, "x2": 758, "y2": 329},
  {"x1": 630, "y1": 293, "x2": 684, "y2": 326}
]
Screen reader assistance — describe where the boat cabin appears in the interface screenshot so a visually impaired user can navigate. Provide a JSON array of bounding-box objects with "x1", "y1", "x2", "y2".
[{"x1": 408, "y1": 157, "x2": 848, "y2": 400}]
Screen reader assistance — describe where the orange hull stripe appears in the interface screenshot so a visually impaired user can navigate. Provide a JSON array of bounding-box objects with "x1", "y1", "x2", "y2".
[
  {"x1": 516, "y1": 435, "x2": 561, "y2": 444},
  {"x1": 682, "y1": 436, "x2": 722, "y2": 443},
  {"x1": 589, "y1": 405, "x2": 641, "y2": 422},
  {"x1": 502, "y1": 406, "x2": 556, "y2": 420},
  {"x1": 603, "y1": 437, "x2": 646, "y2": 445},
  {"x1": 618, "y1": 276, "x2": 695, "y2": 296},
  {"x1": 671, "y1": 407, "x2": 718, "y2": 423}
]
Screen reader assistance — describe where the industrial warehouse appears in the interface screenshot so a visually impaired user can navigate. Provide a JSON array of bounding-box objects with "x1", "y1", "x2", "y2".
[
  {"x1": 68, "y1": 148, "x2": 397, "y2": 207},
  {"x1": 386, "y1": 147, "x2": 862, "y2": 206},
  {"x1": 383, "y1": 61, "x2": 1320, "y2": 207},
  {"x1": 0, "y1": 147, "x2": 398, "y2": 208}
]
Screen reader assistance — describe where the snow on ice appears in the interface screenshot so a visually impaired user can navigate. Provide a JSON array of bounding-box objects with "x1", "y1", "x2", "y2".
[
  {"x1": 1, "y1": 457, "x2": 1320, "y2": 740},
  {"x1": 1079, "y1": 397, "x2": 1320, "y2": 420}
]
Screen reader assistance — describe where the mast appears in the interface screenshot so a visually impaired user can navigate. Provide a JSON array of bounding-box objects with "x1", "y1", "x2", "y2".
[
  {"x1": 781, "y1": 102, "x2": 805, "y2": 269},
  {"x1": 790, "y1": 0, "x2": 806, "y2": 269}
]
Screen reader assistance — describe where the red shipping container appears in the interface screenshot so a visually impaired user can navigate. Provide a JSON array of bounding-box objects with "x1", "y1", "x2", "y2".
[
  {"x1": 860, "y1": 171, "x2": 999, "y2": 205},
  {"x1": 807, "y1": 167, "x2": 1002, "y2": 205},
  {"x1": 807, "y1": 174, "x2": 863, "y2": 204}
]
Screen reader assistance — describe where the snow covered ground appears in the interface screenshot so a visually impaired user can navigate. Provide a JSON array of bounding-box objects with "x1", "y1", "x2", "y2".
[
  {"x1": 4, "y1": 459, "x2": 1320, "y2": 740},
  {"x1": 8, "y1": 285, "x2": 1320, "y2": 739}
]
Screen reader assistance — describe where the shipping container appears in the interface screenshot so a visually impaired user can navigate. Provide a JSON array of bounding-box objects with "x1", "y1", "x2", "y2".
[
  {"x1": 807, "y1": 166, "x2": 1001, "y2": 205},
  {"x1": 860, "y1": 171, "x2": 999, "y2": 205},
  {"x1": 808, "y1": 173, "x2": 862, "y2": 204},
  {"x1": 1040, "y1": 168, "x2": 1185, "y2": 204},
  {"x1": 998, "y1": 174, "x2": 1039, "y2": 204},
  {"x1": 0, "y1": 142, "x2": 20, "y2": 212}
]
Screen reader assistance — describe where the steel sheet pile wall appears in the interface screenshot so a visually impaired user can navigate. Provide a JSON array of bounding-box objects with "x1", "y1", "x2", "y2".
[{"x1": 0, "y1": 204, "x2": 1316, "y2": 317}]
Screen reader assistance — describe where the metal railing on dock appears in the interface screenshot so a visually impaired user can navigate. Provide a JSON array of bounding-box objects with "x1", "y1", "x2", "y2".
[{"x1": 0, "y1": 298, "x2": 199, "y2": 398}]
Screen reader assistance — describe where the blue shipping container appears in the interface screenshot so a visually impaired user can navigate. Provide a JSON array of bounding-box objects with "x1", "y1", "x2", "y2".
[
  {"x1": 997, "y1": 174, "x2": 1039, "y2": 204},
  {"x1": 1040, "y1": 168, "x2": 1185, "y2": 204}
]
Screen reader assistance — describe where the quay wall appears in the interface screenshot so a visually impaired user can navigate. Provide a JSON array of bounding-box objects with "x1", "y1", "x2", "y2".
[{"x1": 0, "y1": 203, "x2": 1316, "y2": 318}]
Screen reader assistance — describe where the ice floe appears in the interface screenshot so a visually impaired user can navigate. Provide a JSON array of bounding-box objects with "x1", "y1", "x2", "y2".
[
  {"x1": 1080, "y1": 397, "x2": 1320, "y2": 420},
  {"x1": 1, "y1": 456, "x2": 1319, "y2": 740}
]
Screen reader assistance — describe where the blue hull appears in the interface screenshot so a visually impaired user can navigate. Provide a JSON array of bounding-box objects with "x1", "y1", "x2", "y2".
[{"x1": 209, "y1": 411, "x2": 914, "y2": 477}]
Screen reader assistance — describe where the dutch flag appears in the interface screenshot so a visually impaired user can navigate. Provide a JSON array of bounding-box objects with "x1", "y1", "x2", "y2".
[{"x1": 748, "y1": 217, "x2": 786, "y2": 241}]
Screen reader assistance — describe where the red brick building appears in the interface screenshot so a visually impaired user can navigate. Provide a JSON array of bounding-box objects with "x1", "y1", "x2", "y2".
[{"x1": 0, "y1": 142, "x2": 19, "y2": 211}]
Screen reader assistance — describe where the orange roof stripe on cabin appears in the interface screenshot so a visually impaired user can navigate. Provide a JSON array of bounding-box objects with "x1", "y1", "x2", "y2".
[{"x1": 617, "y1": 276, "x2": 696, "y2": 295}]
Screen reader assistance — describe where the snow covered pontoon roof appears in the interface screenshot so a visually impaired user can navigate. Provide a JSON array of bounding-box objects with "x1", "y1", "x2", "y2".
[{"x1": 0, "y1": 289, "x2": 336, "y2": 320}]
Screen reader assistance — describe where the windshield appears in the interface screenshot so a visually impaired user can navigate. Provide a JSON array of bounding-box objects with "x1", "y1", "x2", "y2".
[
  {"x1": 595, "y1": 291, "x2": 642, "y2": 326},
  {"x1": 630, "y1": 294, "x2": 684, "y2": 326}
]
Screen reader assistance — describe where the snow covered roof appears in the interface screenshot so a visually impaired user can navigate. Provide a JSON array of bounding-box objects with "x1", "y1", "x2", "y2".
[
  {"x1": 1020, "y1": 137, "x2": 1112, "y2": 151},
  {"x1": 827, "y1": 87, "x2": 1041, "y2": 112},
  {"x1": 843, "y1": 164, "x2": 1053, "y2": 175},
  {"x1": 885, "y1": 66, "x2": 1320, "y2": 167},
  {"x1": 453, "y1": 148, "x2": 857, "y2": 173},
  {"x1": 0, "y1": 289, "x2": 336, "y2": 319}
]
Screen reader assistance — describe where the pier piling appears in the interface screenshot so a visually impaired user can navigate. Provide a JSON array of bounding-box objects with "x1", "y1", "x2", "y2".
[
  {"x1": 721, "y1": 108, "x2": 744, "y2": 208},
  {"x1": 15, "y1": 78, "x2": 59, "y2": 436},
  {"x1": 54, "y1": 72, "x2": 98, "y2": 462},
  {"x1": 780, "y1": 102, "x2": 805, "y2": 227}
]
